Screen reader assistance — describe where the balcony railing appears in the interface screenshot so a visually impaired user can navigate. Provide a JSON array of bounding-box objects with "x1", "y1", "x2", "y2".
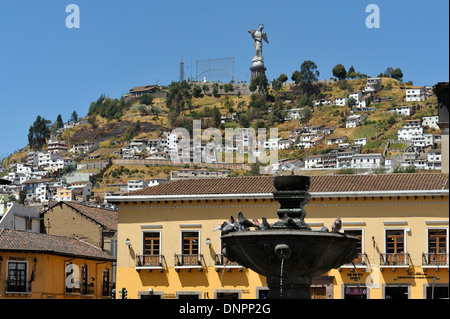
[
  {"x1": 6, "y1": 280, "x2": 32, "y2": 294},
  {"x1": 342, "y1": 253, "x2": 368, "y2": 268},
  {"x1": 135, "y1": 255, "x2": 166, "y2": 270},
  {"x1": 380, "y1": 253, "x2": 411, "y2": 268},
  {"x1": 422, "y1": 253, "x2": 449, "y2": 267},
  {"x1": 214, "y1": 254, "x2": 243, "y2": 270},
  {"x1": 66, "y1": 284, "x2": 95, "y2": 296},
  {"x1": 174, "y1": 254, "x2": 204, "y2": 271}
]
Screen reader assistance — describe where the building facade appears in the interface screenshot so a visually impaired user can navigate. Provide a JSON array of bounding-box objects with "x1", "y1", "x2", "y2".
[
  {"x1": 106, "y1": 174, "x2": 449, "y2": 299},
  {"x1": 0, "y1": 228, "x2": 115, "y2": 299}
]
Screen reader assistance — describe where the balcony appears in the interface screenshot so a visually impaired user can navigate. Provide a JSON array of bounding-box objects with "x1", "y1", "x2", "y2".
[
  {"x1": 5, "y1": 280, "x2": 32, "y2": 295},
  {"x1": 214, "y1": 254, "x2": 244, "y2": 272},
  {"x1": 135, "y1": 255, "x2": 167, "y2": 272},
  {"x1": 380, "y1": 253, "x2": 411, "y2": 271},
  {"x1": 422, "y1": 253, "x2": 449, "y2": 270},
  {"x1": 174, "y1": 254, "x2": 205, "y2": 272},
  {"x1": 341, "y1": 253, "x2": 369, "y2": 270},
  {"x1": 66, "y1": 284, "x2": 95, "y2": 296}
]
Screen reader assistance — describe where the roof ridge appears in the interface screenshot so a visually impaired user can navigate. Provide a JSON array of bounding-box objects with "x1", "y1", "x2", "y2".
[{"x1": 120, "y1": 173, "x2": 449, "y2": 197}]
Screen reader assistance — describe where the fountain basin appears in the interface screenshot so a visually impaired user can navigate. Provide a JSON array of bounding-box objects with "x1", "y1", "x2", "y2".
[
  {"x1": 222, "y1": 229, "x2": 359, "y2": 278},
  {"x1": 222, "y1": 229, "x2": 359, "y2": 299},
  {"x1": 220, "y1": 175, "x2": 360, "y2": 298}
]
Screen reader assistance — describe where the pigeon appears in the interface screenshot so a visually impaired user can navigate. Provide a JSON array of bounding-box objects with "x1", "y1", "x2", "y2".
[
  {"x1": 320, "y1": 226, "x2": 329, "y2": 232},
  {"x1": 230, "y1": 216, "x2": 243, "y2": 231},
  {"x1": 220, "y1": 221, "x2": 236, "y2": 235},
  {"x1": 213, "y1": 224, "x2": 222, "y2": 232},
  {"x1": 261, "y1": 217, "x2": 272, "y2": 230},
  {"x1": 282, "y1": 213, "x2": 300, "y2": 229},
  {"x1": 237, "y1": 212, "x2": 254, "y2": 229},
  {"x1": 252, "y1": 218, "x2": 262, "y2": 230},
  {"x1": 331, "y1": 217, "x2": 342, "y2": 233}
]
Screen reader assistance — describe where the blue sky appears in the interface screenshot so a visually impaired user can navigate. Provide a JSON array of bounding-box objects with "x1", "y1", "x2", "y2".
[{"x1": 0, "y1": 0, "x2": 449, "y2": 158}]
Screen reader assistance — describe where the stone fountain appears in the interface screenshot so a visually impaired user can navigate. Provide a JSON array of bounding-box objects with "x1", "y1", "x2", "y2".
[{"x1": 221, "y1": 175, "x2": 360, "y2": 299}]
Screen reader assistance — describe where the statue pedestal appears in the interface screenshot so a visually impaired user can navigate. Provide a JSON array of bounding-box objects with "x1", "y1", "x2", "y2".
[{"x1": 250, "y1": 65, "x2": 266, "y2": 81}]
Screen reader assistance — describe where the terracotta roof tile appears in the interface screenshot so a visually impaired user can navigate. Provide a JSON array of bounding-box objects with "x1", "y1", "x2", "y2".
[
  {"x1": 0, "y1": 228, "x2": 115, "y2": 261},
  {"x1": 124, "y1": 174, "x2": 449, "y2": 197}
]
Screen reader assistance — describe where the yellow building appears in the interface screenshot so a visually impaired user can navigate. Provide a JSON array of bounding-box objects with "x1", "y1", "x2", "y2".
[
  {"x1": 0, "y1": 228, "x2": 115, "y2": 299},
  {"x1": 106, "y1": 173, "x2": 449, "y2": 299}
]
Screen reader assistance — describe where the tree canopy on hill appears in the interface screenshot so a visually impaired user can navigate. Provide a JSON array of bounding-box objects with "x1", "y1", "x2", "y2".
[
  {"x1": 28, "y1": 115, "x2": 51, "y2": 151},
  {"x1": 88, "y1": 94, "x2": 131, "y2": 120}
]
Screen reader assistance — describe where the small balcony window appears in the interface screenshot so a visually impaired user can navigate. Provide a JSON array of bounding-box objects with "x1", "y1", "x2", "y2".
[
  {"x1": 380, "y1": 229, "x2": 410, "y2": 269},
  {"x1": 135, "y1": 231, "x2": 165, "y2": 271},
  {"x1": 175, "y1": 231, "x2": 204, "y2": 271},
  {"x1": 423, "y1": 229, "x2": 448, "y2": 268}
]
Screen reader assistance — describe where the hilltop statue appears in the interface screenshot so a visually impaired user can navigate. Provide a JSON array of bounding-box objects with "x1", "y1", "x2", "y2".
[
  {"x1": 248, "y1": 24, "x2": 269, "y2": 80},
  {"x1": 248, "y1": 24, "x2": 269, "y2": 66}
]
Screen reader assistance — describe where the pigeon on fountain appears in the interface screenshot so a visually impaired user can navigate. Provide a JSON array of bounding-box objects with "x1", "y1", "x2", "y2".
[
  {"x1": 282, "y1": 213, "x2": 300, "y2": 229},
  {"x1": 220, "y1": 221, "x2": 236, "y2": 235},
  {"x1": 252, "y1": 218, "x2": 262, "y2": 230},
  {"x1": 261, "y1": 217, "x2": 272, "y2": 230},
  {"x1": 238, "y1": 212, "x2": 255, "y2": 230},
  {"x1": 320, "y1": 226, "x2": 329, "y2": 232},
  {"x1": 331, "y1": 217, "x2": 342, "y2": 233},
  {"x1": 230, "y1": 216, "x2": 243, "y2": 231}
]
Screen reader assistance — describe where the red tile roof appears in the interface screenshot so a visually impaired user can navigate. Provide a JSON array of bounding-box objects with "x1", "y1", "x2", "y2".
[
  {"x1": 0, "y1": 228, "x2": 115, "y2": 261},
  {"x1": 124, "y1": 174, "x2": 449, "y2": 197}
]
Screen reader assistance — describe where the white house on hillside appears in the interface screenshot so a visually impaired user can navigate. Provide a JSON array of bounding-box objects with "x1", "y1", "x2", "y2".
[
  {"x1": 346, "y1": 114, "x2": 367, "y2": 128},
  {"x1": 387, "y1": 106, "x2": 415, "y2": 117},
  {"x1": 335, "y1": 97, "x2": 348, "y2": 106},
  {"x1": 364, "y1": 77, "x2": 382, "y2": 93},
  {"x1": 351, "y1": 153, "x2": 384, "y2": 169},
  {"x1": 405, "y1": 88, "x2": 426, "y2": 102},
  {"x1": 422, "y1": 116, "x2": 439, "y2": 129},
  {"x1": 398, "y1": 120, "x2": 423, "y2": 141}
]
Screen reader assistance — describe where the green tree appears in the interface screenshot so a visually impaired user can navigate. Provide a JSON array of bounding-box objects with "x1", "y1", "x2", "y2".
[
  {"x1": 223, "y1": 83, "x2": 234, "y2": 94},
  {"x1": 348, "y1": 97, "x2": 357, "y2": 108},
  {"x1": 139, "y1": 93, "x2": 154, "y2": 105},
  {"x1": 391, "y1": 68, "x2": 403, "y2": 82},
  {"x1": 28, "y1": 115, "x2": 51, "y2": 151},
  {"x1": 278, "y1": 73, "x2": 288, "y2": 85},
  {"x1": 291, "y1": 70, "x2": 301, "y2": 84},
  {"x1": 166, "y1": 81, "x2": 192, "y2": 114},
  {"x1": 192, "y1": 85, "x2": 202, "y2": 97},
  {"x1": 332, "y1": 64, "x2": 347, "y2": 80},
  {"x1": 212, "y1": 106, "x2": 221, "y2": 127},
  {"x1": 70, "y1": 110, "x2": 78, "y2": 123},
  {"x1": 298, "y1": 107, "x2": 312, "y2": 123},
  {"x1": 296, "y1": 60, "x2": 320, "y2": 97},
  {"x1": 249, "y1": 74, "x2": 269, "y2": 95},
  {"x1": 55, "y1": 114, "x2": 64, "y2": 129},
  {"x1": 347, "y1": 66, "x2": 356, "y2": 79},
  {"x1": 212, "y1": 83, "x2": 219, "y2": 96},
  {"x1": 88, "y1": 94, "x2": 106, "y2": 116},
  {"x1": 271, "y1": 78, "x2": 282, "y2": 92}
]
